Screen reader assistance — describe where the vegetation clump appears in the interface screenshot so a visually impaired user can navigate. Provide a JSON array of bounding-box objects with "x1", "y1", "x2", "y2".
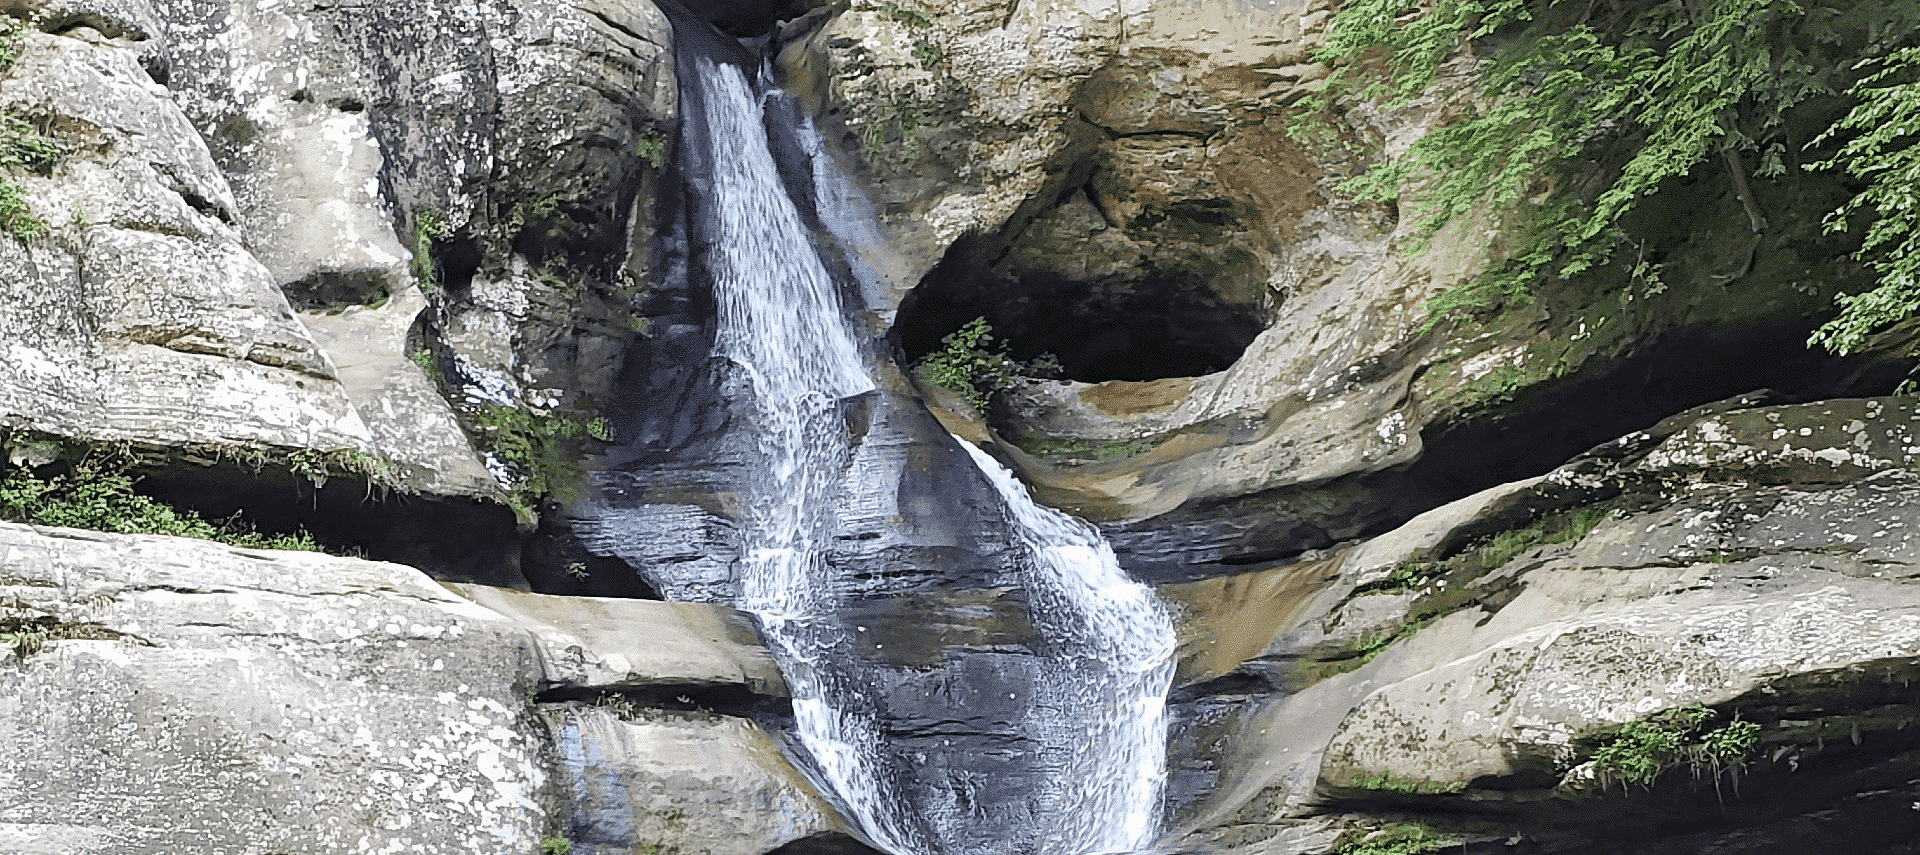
[
  {"x1": 0, "y1": 113, "x2": 58, "y2": 245},
  {"x1": 468, "y1": 405, "x2": 611, "y2": 521},
  {"x1": 1589, "y1": 704, "x2": 1761, "y2": 788},
  {"x1": 913, "y1": 317, "x2": 1016, "y2": 411},
  {"x1": 409, "y1": 209, "x2": 451, "y2": 293},
  {"x1": 634, "y1": 134, "x2": 667, "y2": 169},
  {"x1": 1334, "y1": 822, "x2": 1457, "y2": 855},
  {"x1": 1312, "y1": 0, "x2": 1920, "y2": 348},
  {"x1": 0, "y1": 461, "x2": 319, "y2": 551},
  {"x1": 912, "y1": 318, "x2": 1065, "y2": 413}
]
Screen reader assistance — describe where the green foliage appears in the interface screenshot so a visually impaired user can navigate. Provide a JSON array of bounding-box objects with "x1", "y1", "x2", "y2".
[
  {"x1": 0, "y1": 177, "x2": 44, "y2": 244},
  {"x1": 0, "y1": 112, "x2": 57, "y2": 244},
  {"x1": 1811, "y1": 45, "x2": 1920, "y2": 354},
  {"x1": 285, "y1": 448, "x2": 400, "y2": 493},
  {"x1": 1349, "y1": 772, "x2": 1466, "y2": 795},
  {"x1": 0, "y1": 12, "x2": 31, "y2": 72},
  {"x1": 1334, "y1": 823, "x2": 1456, "y2": 855},
  {"x1": 1013, "y1": 434, "x2": 1156, "y2": 464},
  {"x1": 539, "y1": 836, "x2": 571, "y2": 855},
  {"x1": 879, "y1": 2, "x2": 932, "y2": 28},
  {"x1": 1317, "y1": 0, "x2": 1920, "y2": 330},
  {"x1": 863, "y1": 85, "x2": 927, "y2": 165},
  {"x1": 0, "y1": 114, "x2": 57, "y2": 172},
  {"x1": 634, "y1": 134, "x2": 667, "y2": 169},
  {"x1": 409, "y1": 347, "x2": 437, "y2": 374},
  {"x1": 1, "y1": 622, "x2": 46, "y2": 659},
  {"x1": 913, "y1": 39, "x2": 945, "y2": 69},
  {"x1": 0, "y1": 463, "x2": 319, "y2": 551},
  {"x1": 913, "y1": 317, "x2": 1016, "y2": 411},
  {"x1": 469, "y1": 405, "x2": 610, "y2": 520},
  {"x1": 1591, "y1": 705, "x2": 1760, "y2": 787},
  {"x1": 409, "y1": 209, "x2": 451, "y2": 293}
]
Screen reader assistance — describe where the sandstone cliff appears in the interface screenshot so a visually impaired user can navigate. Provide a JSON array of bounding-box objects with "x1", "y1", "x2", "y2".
[{"x1": 2, "y1": 0, "x2": 1917, "y2": 854}]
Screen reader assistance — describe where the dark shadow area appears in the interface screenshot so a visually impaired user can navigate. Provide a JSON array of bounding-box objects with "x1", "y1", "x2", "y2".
[
  {"x1": 135, "y1": 460, "x2": 530, "y2": 587},
  {"x1": 281, "y1": 269, "x2": 391, "y2": 312},
  {"x1": 766, "y1": 833, "x2": 892, "y2": 855},
  {"x1": 893, "y1": 236, "x2": 1265, "y2": 383},
  {"x1": 537, "y1": 682, "x2": 792, "y2": 721},
  {"x1": 662, "y1": 0, "x2": 822, "y2": 38}
]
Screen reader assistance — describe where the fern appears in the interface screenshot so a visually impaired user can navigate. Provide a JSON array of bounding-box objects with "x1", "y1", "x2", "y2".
[
  {"x1": 1317, "y1": 0, "x2": 1920, "y2": 330},
  {"x1": 1811, "y1": 45, "x2": 1920, "y2": 354}
]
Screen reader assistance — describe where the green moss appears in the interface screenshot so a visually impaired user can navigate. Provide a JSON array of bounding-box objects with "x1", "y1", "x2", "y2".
[
  {"x1": 468, "y1": 405, "x2": 611, "y2": 521},
  {"x1": 539, "y1": 836, "x2": 570, "y2": 855},
  {"x1": 1334, "y1": 823, "x2": 1457, "y2": 855},
  {"x1": 409, "y1": 209, "x2": 451, "y2": 293}
]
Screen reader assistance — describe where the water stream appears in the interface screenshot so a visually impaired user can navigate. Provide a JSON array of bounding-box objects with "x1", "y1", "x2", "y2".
[{"x1": 664, "y1": 46, "x2": 1176, "y2": 855}]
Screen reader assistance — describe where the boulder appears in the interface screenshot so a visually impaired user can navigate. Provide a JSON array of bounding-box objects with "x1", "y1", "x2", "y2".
[
  {"x1": 0, "y1": 522, "x2": 549, "y2": 854},
  {"x1": 545, "y1": 704, "x2": 848, "y2": 855},
  {"x1": 450, "y1": 583, "x2": 787, "y2": 696}
]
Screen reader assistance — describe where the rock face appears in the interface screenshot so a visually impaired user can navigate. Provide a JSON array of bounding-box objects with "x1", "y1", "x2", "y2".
[
  {"x1": 0, "y1": 0, "x2": 679, "y2": 511},
  {"x1": 546, "y1": 705, "x2": 844, "y2": 855},
  {"x1": 1165, "y1": 396, "x2": 1920, "y2": 853},
  {"x1": 0, "y1": 521, "x2": 847, "y2": 855},
  {"x1": 0, "y1": 523, "x2": 551, "y2": 853},
  {"x1": 795, "y1": 0, "x2": 1904, "y2": 582}
]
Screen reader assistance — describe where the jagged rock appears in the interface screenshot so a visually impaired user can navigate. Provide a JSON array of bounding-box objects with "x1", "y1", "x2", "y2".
[{"x1": 0, "y1": 522, "x2": 550, "y2": 854}]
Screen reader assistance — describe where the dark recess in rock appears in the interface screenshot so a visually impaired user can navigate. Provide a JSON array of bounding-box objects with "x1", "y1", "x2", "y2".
[
  {"x1": 665, "y1": 0, "x2": 822, "y2": 37},
  {"x1": 538, "y1": 682, "x2": 791, "y2": 721},
  {"x1": 134, "y1": 460, "x2": 529, "y2": 588},
  {"x1": 521, "y1": 516, "x2": 662, "y2": 599},
  {"x1": 281, "y1": 269, "x2": 391, "y2": 312},
  {"x1": 894, "y1": 236, "x2": 1265, "y2": 383},
  {"x1": 1104, "y1": 321, "x2": 1915, "y2": 582},
  {"x1": 766, "y1": 833, "x2": 891, "y2": 855}
]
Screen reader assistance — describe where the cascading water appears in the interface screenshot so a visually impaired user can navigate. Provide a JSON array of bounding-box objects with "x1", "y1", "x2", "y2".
[{"x1": 639, "y1": 35, "x2": 1176, "y2": 855}]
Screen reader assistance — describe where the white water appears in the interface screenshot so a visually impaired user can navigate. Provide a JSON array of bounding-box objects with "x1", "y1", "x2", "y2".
[{"x1": 689, "y1": 54, "x2": 1175, "y2": 855}]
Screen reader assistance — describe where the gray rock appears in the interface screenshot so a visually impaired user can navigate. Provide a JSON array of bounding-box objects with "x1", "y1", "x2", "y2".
[
  {"x1": 450, "y1": 584, "x2": 787, "y2": 696},
  {"x1": 545, "y1": 704, "x2": 846, "y2": 855},
  {"x1": 0, "y1": 522, "x2": 550, "y2": 854},
  {"x1": 1169, "y1": 397, "x2": 1920, "y2": 850}
]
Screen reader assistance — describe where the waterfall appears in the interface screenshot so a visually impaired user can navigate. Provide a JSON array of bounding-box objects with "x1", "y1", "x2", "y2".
[{"x1": 673, "y1": 49, "x2": 1176, "y2": 855}]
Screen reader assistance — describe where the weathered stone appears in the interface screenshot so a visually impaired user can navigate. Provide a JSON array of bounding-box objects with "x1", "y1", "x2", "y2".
[
  {"x1": 0, "y1": 522, "x2": 550, "y2": 854},
  {"x1": 451, "y1": 583, "x2": 787, "y2": 696},
  {"x1": 545, "y1": 704, "x2": 845, "y2": 855},
  {"x1": 1170, "y1": 397, "x2": 1920, "y2": 852}
]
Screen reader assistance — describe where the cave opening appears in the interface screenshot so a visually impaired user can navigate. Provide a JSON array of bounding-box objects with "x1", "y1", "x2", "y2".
[
  {"x1": 668, "y1": 0, "x2": 821, "y2": 37},
  {"x1": 894, "y1": 245, "x2": 1265, "y2": 384}
]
